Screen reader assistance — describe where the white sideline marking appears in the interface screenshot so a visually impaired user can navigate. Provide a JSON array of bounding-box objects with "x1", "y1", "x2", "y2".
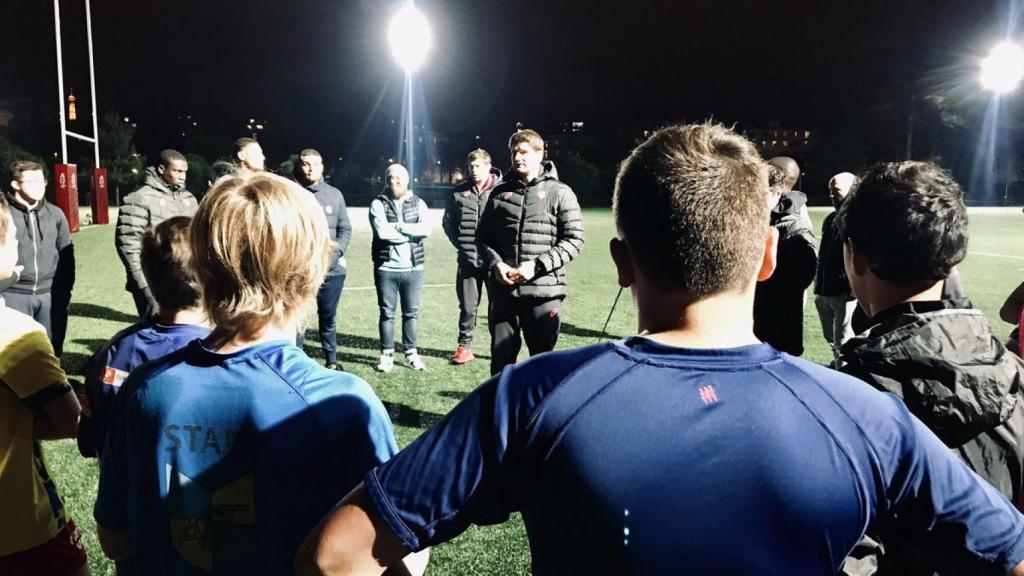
[
  {"x1": 969, "y1": 251, "x2": 1024, "y2": 261},
  {"x1": 344, "y1": 283, "x2": 455, "y2": 291}
]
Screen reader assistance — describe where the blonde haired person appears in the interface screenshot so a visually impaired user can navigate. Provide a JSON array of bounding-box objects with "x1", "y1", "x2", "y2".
[
  {"x1": 0, "y1": 194, "x2": 88, "y2": 575},
  {"x1": 95, "y1": 173, "x2": 405, "y2": 575}
]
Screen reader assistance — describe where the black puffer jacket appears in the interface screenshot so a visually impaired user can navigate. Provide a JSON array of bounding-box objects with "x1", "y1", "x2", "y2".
[
  {"x1": 754, "y1": 191, "x2": 817, "y2": 355},
  {"x1": 477, "y1": 162, "x2": 584, "y2": 299},
  {"x1": 814, "y1": 209, "x2": 851, "y2": 297},
  {"x1": 840, "y1": 299, "x2": 1024, "y2": 501},
  {"x1": 442, "y1": 168, "x2": 501, "y2": 268},
  {"x1": 115, "y1": 168, "x2": 198, "y2": 292}
]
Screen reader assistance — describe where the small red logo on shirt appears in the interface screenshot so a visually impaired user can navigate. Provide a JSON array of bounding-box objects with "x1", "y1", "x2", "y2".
[
  {"x1": 699, "y1": 385, "x2": 718, "y2": 405},
  {"x1": 549, "y1": 308, "x2": 559, "y2": 318},
  {"x1": 501, "y1": 192, "x2": 513, "y2": 201},
  {"x1": 102, "y1": 367, "x2": 117, "y2": 385}
]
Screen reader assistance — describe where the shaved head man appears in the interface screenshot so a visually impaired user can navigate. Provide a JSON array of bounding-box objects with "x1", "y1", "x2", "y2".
[{"x1": 814, "y1": 171, "x2": 859, "y2": 366}]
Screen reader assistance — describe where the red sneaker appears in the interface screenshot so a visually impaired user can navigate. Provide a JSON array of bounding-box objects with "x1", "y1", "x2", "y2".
[{"x1": 452, "y1": 345, "x2": 475, "y2": 365}]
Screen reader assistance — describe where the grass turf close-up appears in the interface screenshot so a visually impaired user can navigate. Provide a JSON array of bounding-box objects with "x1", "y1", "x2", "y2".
[{"x1": 43, "y1": 206, "x2": 1024, "y2": 575}]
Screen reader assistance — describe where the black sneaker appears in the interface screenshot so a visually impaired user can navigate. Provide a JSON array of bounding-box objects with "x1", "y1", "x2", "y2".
[{"x1": 326, "y1": 362, "x2": 345, "y2": 372}]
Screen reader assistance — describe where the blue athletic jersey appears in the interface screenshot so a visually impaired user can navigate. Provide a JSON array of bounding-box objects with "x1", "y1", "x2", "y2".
[
  {"x1": 95, "y1": 340, "x2": 398, "y2": 575},
  {"x1": 79, "y1": 320, "x2": 211, "y2": 458},
  {"x1": 366, "y1": 337, "x2": 1024, "y2": 575}
]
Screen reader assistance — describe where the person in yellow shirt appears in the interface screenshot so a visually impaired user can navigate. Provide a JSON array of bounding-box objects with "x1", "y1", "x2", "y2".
[{"x1": 0, "y1": 194, "x2": 87, "y2": 575}]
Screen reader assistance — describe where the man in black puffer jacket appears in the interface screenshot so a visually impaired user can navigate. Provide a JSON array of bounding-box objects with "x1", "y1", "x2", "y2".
[
  {"x1": 477, "y1": 129, "x2": 584, "y2": 375},
  {"x1": 837, "y1": 161, "x2": 1024, "y2": 576},
  {"x1": 442, "y1": 148, "x2": 501, "y2": 365}
]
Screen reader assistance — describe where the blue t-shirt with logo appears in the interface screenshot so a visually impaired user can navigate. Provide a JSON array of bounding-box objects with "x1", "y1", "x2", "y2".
[
  {"x1": 80, "y1": 320, "x2": 211, "y2": 458},
  {"x1": 95, "y1": 340, "x2": 398, "y2": 575},
  {"x1": 365, "y1": 337, "x2": 1024, "y2": 575}
]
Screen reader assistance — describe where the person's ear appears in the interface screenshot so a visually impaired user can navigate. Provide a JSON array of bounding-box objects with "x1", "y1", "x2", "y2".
[
  {"x1": 844, "y1": 239, "x2": 868, "y2": 276},
  {"x1": 10, "y1": 180, "x2": 20, "y2": 193},
  {"x1": 157, "y1": 164, "x2": 166, "y2": 175},
  {"x1": 757, "y1": 227, "x2": 779, "y2": 281},
  {"x1": 609, "y1": 237, "x2": 635, "y2": 288}
]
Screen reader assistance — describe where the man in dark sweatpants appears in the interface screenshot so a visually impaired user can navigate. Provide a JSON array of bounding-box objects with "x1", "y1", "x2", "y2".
[
  {"x1": 295, "y1": 148, "x2": 352, "y2": 370},
  {"x1": 442, "y1": 148, "x2": 501, "y2": 365},
  {"x1": 477, "y1": 129, "x2": 584, "y2": 375}
]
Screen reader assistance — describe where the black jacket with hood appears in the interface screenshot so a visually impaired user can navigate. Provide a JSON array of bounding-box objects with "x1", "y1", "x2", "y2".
[
  {"x1": 443, "y1": 167, "x2": 502, "y2": 269},
  {"x1": 840, "y1": 299, "x2": 1024, "y2": 500},
  {"x1": 3, "y1": 191, "x2": 75, "y2": 297},
  {"x1": 476, "y1": 162, "x2": 584, "y2": 299},
  {"x1": 839, "y1": 299, "x2": 1024, "y2": 576}
]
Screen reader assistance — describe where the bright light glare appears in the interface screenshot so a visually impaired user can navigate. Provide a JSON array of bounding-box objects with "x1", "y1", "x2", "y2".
[
  {"x1": 388, "y1": 3, "x2": 431, "y2": 72},
  {"x1": 980, "y1": 41, "x2": 1024, "y2": 95}
]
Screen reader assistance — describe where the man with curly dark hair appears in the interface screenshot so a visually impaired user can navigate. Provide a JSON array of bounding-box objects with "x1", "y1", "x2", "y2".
[{"x1": 838, "y1": 161, "x2": 1024, "y2": 576}]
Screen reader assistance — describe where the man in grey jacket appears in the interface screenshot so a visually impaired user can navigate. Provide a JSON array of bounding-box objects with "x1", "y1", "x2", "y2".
[
  {"x1": 477, "y1": 129, "x2": 584, "y2": 375},
  {"x1": 115, "y1": 150, "x2": 198, "y2": 318}
]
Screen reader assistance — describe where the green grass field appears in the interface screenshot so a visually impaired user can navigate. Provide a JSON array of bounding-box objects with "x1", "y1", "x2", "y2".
[{"x1": 42, "y1": 206, "x2": 1024, "y2": 575}]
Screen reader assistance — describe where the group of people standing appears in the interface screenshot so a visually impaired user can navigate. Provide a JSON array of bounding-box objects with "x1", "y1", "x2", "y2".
[{"x1": 6, "y1": 122, "x2": 1024, "y2": 575}]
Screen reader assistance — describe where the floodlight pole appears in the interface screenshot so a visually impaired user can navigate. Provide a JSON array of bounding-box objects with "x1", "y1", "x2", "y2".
[{"x1": 54, "y1": 0, "x2": 68, "y2": 163}]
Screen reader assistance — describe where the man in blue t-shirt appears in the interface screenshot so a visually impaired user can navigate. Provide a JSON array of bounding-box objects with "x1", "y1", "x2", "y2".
[
  {"x1": 79, "y1": 216, "x2": 210, "y2": 459},
  {"x1": 295, "y1": 124, "x2": 1024, "y2": 576},
  {"x1": 95, "y1": 173, "x2": 410, "y2": 575}
]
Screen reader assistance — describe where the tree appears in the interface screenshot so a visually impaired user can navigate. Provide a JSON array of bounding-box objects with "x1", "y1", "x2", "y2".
[
  {"x1": 0, "y1": 135, "x2": 47, "y2": 183},
  {"x1": 99, "y1": 111, "x2": 144, "y2": 197},
  {"x1": 184, "y1": 153, "x2": 213, "y2": 200},
  {"x1": 558, "y1": 154, "x2": 602, "y2": 202}
]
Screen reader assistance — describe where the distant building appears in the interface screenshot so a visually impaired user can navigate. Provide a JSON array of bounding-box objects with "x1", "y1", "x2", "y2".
[
  {"x1": 545, "y1": 121, "x2": 601, "y2": 162},
  {"x1": 740, "y1": 123, "x2": 815, "y2": 155}
]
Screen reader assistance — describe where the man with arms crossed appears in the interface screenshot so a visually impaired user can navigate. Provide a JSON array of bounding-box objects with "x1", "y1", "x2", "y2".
[{"x1": 296, "y1": 124, "x2": 1024, "y2": 575}]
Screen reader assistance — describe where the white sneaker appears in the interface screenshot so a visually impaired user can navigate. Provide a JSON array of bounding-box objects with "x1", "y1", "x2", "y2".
[
  {"x1": 376, "y1": 353, "x2": 394, "y2": 373},
  {"x1": 406, "y1": 351, "x2": 426, "y2": 371}
]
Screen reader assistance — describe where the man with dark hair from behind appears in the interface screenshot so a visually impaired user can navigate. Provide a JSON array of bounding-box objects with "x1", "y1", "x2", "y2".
[
  {"x1": 442, "y1": 148, "x2": 502, "y2": 365},
  {"x1": 296, "y1": 124, "x2": 1024, "y2": 576},
  {"x1": 115, "y1": 149, "x2": 197, "y2": 318},
  {"x1": 295, "y1": 148, "x2": 352, "y2": 371},
  {"x1": 754, "y1": 156, "x2": 817, "y2": 356},
  {"x1": 81, "y1": 216, "x2": 210, "y2": 459},
  {"x1": 837, "y1": 161, "x2": 1024, "y2": 576}
]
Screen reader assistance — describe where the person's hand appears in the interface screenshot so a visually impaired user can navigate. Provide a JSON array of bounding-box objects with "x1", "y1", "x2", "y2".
[
  {"x1": 494, "y1": 262, "x2": 516, "y2": 285},
  {"x1": 515, "y1": 260, "x2": 537, "y2": 283}
]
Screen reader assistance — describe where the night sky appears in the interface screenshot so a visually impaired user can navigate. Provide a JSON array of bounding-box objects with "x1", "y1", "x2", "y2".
[{"x1": 0, "y1": 0, "x2": 1006, "y2": 162}]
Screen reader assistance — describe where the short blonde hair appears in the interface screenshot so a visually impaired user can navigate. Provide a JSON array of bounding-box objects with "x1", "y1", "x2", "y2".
[{"x1": 190, "y1": 173, "x2": 332, "y2": 333}]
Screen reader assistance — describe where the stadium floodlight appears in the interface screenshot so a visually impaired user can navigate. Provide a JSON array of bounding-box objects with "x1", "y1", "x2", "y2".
[
  {"x1": 980, "y1": 41, "x2": 1024, "y2": 95},
  {"x1": 388, "y1": 2, "x2": 431, "y2": 72}
]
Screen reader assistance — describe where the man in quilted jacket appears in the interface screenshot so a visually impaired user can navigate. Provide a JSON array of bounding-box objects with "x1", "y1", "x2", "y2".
[
  {"x1": 477, "y1": 129, "x2": 584, "y2": 375},
  {"x1": 115, "y1": 149, "x2": 198, "y2": 318}
]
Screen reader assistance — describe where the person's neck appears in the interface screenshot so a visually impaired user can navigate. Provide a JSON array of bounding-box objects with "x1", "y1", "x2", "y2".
[
  {"x1": 860, "y1": 279, "x2": 944, "y2": 318},
  {"x1": 519, "y1": 169, "x2": 539, "y2": 185},
  {"x1": 390, "y1": 188, "x2": 408, "y2": 200},
  {"x1": 474, "y1": 175, "x2": 490, "y2": 191},
  {"x1": 635, "y1": 289, "x2": 761, "y2": 349},
  {"x1": 303, "y1": 178, "x2": 322, "y2": 188},
  {"x1": 156, "y1": 306, "x2": 208, "y2": 327},
  {"x1": 204, "y1": 319, "x2": 296, "y2": 354},
  {"x1": 14, "y1": 193, "x2": 39, "y2": 210}
]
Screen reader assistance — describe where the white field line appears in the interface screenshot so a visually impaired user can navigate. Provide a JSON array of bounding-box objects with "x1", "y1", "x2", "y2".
[
  {"x1": 345, "y1": 283, "x2": 455, "y2": 291},
  {"x1": 968, "y1": 251, "x2": 1024, "y2": 261}
]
